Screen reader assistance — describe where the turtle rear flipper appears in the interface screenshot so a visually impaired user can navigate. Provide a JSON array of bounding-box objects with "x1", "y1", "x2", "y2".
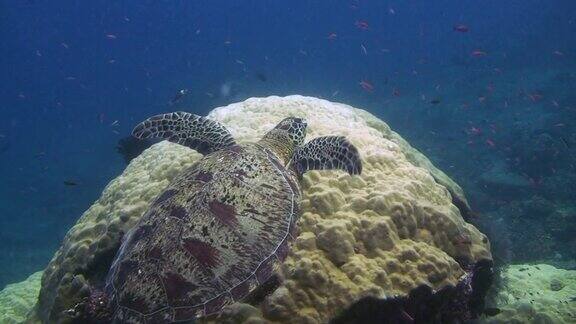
[
  {"x1": 132, "y1": 112, "x2": 236, "y2": 155},
  {"x1": 291, "y1": 136, "x2": 362, "y2": 176}
]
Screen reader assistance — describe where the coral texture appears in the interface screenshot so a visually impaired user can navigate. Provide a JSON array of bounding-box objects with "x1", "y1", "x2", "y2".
[
  {"x1": 483, "y1": 264, "x2": 576, "y2": 324},
  {"x1": 0, "y1": 271, "x2": 42, "y2": 324},
  {"x1": 29, "y1": 95, "x2": 491, "y2": 323}
]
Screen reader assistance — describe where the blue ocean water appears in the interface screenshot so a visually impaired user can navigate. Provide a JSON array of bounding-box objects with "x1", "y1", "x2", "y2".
[{"x1": 0, "y1": 0, "x2": 575, "y2": 294}]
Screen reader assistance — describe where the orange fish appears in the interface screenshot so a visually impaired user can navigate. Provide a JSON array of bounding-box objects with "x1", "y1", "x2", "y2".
[
  {"x1": 469, "y1": 127, "x2": 482, "y2": 135},
  {"x1": 355, "y1": 20, "x2": 369, "y2": 30},
  {"x1": 528, "y1": 93, "x2": 542, "y2": 102},
  {"x1": 106, "y1": 34, "x2": 117, "y2": 40},
  {"x1": 453, "y1": 24, "x2": 469, "y2": 33},
  {"x1": 359, "y1": 80, "x2": 374, "y2": 92},
  {"x1": 471, "y1": 50, "x2": 487, "y2": 57}
]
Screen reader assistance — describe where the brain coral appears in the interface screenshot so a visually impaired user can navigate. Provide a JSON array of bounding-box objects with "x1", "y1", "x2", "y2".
[{"x1": 29, "y1": 95, "x2": 491, "y2": 323}]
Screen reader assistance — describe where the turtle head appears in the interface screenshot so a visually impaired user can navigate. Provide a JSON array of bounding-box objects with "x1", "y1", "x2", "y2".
[
  {"x1": 260, "y1": 117, "x2": 307, "y2": 164},
  {"x1": 274, "y1": 117, "x2": 307, "y2": 147}
]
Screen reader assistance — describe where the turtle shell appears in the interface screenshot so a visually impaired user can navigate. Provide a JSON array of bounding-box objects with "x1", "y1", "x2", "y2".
[{"x1": 104, "y1": 143, "x2": 301, "y2": 323}]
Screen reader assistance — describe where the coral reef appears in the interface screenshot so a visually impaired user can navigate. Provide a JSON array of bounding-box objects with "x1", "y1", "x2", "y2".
[
  {"x1": 483, "y1": 264, "x2": 576, "y2": 324},
  {"x1": 0, "y1": 271, "x2": 42, "y2": 324},
  {"x1": 28, "y1": 95, "x2": 491, "y2": 323}
]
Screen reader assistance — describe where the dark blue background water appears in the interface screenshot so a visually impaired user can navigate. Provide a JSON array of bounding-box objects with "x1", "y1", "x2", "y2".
[{"x1": 1, "y1": 0, "x2": 575, "y2": 288}]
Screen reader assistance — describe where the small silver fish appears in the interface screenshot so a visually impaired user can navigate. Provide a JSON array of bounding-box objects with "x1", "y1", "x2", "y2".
[{"x1": 169, "y1": 89, "x2": 188, "y2": 106}]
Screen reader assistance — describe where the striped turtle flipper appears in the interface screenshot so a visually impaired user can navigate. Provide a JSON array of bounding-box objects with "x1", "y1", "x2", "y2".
[
  {"x1": 132, "y1": 112, "x2": 236, "y2": 155},
  {"x1": 291, "y1": 136, "x2": 362, "y2": 176}
]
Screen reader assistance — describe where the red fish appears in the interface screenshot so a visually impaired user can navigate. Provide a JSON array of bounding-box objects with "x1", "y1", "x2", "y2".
[
  {"x1": 359, "y1": 80, "x2": 374, "y2": 92},
  {"x1": 471, "y1": 50, "x2": 487, "y2": 57},
  {"x1": 327, "y1": 32, "x2": 337, "y2": 40},
  {"x1": 528, "y1": 93, "x2": 543, "y2": 102},
  {"x1": 469, "y1": 127, "x2": 482, "y2": 135},
  {"x1": 453, "y1": 24, "x2": 469, "y2": 33},
  {"x1": 106, "y1": 34, "x2": 117, "y2": 40},
  {"x1": 355, "y1": 20, "x2": 369, "y2": 30},
  {"x1": 486, "y1": 139, "x2": 495, "y2": 147}
]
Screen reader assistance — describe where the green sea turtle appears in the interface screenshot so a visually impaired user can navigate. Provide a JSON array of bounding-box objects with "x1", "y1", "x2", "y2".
[{"x1": 83, "y1": 112, "x2": 362, "y2": 323}]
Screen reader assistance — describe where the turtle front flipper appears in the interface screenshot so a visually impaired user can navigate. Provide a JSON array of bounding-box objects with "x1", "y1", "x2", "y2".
[
  {"x1": 291, "y1": 136, "x2": 362, "y2": 176},
  {"x1": 132, "y1": 112, "x2": 236, "y2": 155}
]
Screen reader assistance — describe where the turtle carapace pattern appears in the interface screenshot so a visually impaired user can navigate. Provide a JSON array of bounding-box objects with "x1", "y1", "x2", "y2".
[{"x1": 102, "y1": 113, "x2": 362, "y2": 323}]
